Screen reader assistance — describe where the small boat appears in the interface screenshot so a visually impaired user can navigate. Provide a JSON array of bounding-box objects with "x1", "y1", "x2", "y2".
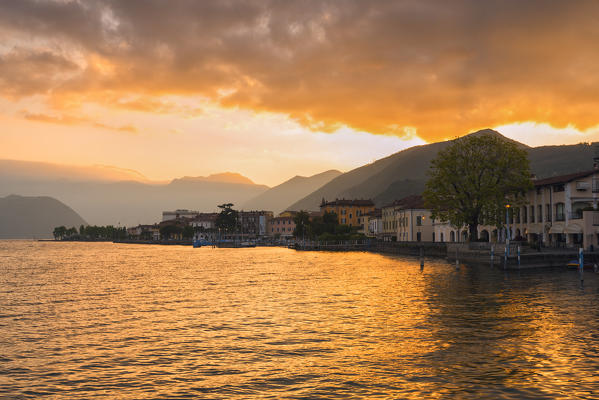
[
  {"x1": 239, "y1": 241, "x2": 256, "y2": 248},
  {"x1": 567, "y1": 260, "x2": 595, "y2": 270},
  {"x1": 193, "y1": 239, "x2": 213, "y2": 248}
]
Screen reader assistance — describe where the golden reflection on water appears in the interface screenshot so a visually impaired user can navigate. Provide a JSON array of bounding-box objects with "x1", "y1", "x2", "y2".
[{"x1": 1, "y1": 241, "x2": 598, "y2": 399}]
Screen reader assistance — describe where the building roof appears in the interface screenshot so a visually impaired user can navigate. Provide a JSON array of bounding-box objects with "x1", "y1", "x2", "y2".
[
  {"x1": 190, "y1": 213, "x2": 218, "y2": 222},
  {"x1": 321, "y1": 198, "x2": 375, "y2": 207},
  {"x1": 271, "y1": 215, "x2": 295, "y2": 221},
  {"x1": 364, "y1": 208, "x2": 382, "y2": 218},
  {"x1": 383, "y1": 194, "x2": 426, "y2": 210},
  {"x1": 533, "y1": 169, "x2": 596, "y2": 187}
]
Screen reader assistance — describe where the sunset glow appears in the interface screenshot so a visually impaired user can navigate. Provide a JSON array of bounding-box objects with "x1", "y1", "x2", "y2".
[{"x1": 2, "y1": 0, "x2": 599, "y2": 184}]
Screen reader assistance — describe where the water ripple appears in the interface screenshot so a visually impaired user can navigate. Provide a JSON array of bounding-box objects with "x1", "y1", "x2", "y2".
[{"x1": 1, "y1": 241, "x2": 598, "y2": 399}]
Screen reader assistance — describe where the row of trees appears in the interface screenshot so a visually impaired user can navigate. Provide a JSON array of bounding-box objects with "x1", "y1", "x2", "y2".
[
  {"x1": 53, "y1": 225, "x2": 127, "y2": 240},
  {"x1": 158, "y1": 224, "x2": 195, "y2": 240}
]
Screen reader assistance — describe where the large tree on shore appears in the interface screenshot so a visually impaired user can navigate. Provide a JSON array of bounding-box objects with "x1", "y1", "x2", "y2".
[
  {"x1": 423, "y1": 133, "x2": 532, "y2": 241},
  {"x1": 215, "y1": 203, "x2": 239, "y2": 233}
]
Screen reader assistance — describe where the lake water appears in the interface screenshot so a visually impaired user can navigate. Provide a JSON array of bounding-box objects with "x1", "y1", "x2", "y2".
[{"x1": 1, "y1": 241, "x2": 599, "y2": 399}]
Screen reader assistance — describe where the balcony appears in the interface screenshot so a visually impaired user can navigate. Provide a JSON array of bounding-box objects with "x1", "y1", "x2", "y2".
[
  {"x1": 555, "y1": 213, "x2": 565, "y2": 222},
  {"x1": 568, "y1": 212, "x2": 583, "y2": 220},
  {"x1": 593, "y1": 211, "x2": 599, "y2": 226},
  {"x1": 576, "y1": 181, "x2": 590, "y2": 191}
]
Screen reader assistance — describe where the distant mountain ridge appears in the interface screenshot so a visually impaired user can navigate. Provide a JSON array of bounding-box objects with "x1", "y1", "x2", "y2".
[
  {"x1": 242, "y1": 169, "x2": 342, "y2": 214},
  {"x1": 288, "y1": 129, "x2": 596, "y2": 210},
  {"x1": 0, "y1": 195, "x2": 87, "y2": 239},
  {"x1": 172, "y1": 172, "x2": 256, "y2": 185},
  {"x1": 0, "y1": 160, "x2": 269, "y2": 226}
]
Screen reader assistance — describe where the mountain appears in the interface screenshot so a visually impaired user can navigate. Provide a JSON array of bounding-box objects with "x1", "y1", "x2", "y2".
[
  {"x1": 288, "y1": 129, "x2": 596, "y2": 210},
  {"x1": 172, "y1": 172, "x2": 255, "y2": 185},
  {"x1": 242, "y1": 170, "x2": 342, "y2": 214},
  {"x1": 0, "y1": 160, "x2": 269, "y2": 226},
  {"x1": 0, "y1": 195, "x2": 87, "y2": 239}
]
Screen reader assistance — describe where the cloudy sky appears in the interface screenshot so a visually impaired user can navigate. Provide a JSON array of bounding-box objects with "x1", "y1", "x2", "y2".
[{"x1": 1, "y1": 0, "x2": 599, "y2": 185}]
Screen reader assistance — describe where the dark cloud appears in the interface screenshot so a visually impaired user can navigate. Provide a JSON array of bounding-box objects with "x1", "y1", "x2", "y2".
[{"x1": 1, "y1": 0, "x2": 599, "y2": 140}]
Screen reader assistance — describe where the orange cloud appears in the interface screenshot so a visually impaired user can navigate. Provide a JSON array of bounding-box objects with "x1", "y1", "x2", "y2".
[
  {"x1": 23, "y1": 112, "x2": 137, "y2": 134},
  {"x1": 2, "y1": 0, "x2": 599, "y2": 141}
]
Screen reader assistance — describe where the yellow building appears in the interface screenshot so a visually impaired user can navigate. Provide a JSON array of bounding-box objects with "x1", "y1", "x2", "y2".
[{"x1": 320, "y1": 199, "x2": 375, "y2": 228}]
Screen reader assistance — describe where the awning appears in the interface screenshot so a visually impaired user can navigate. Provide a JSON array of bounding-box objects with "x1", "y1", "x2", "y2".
[
  {"x1": 548, "y1": 225, "x2": 564, "y2": 234},
  {"x1": 564, "y1": 224, "x2": 583, "y2": 234}
]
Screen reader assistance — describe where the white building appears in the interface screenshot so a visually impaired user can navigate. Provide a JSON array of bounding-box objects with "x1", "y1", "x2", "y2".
[
  {"x1": 363, "y1": 209, "x2": 382, "y2": 237},
  {"x1": 395, "y1": 196, "x2": 434, "y2": 242},
  {"x1": 432, "y1": 168, "x2": 599, "y2": 250}
]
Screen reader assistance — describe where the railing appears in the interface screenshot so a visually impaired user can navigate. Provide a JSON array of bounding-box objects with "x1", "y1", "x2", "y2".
[
  {"x1": 568, "y1": 212, "x2": 583, "y2": 220},
  {"x1": 555, "y1": 213, "x2": 565, "y2": 222}
]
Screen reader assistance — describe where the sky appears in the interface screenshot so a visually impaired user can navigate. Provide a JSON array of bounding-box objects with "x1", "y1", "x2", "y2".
[{"x1": 1, "y1": 0, "x2": 599, "y2": 186}]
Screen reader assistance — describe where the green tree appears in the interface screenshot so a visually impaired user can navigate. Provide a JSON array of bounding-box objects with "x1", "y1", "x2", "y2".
[
  {"x1": 182, "y1": 225, "x2": 195, "y2": 239},
  {"x1": 423, "y1": 133, "x2": 532, "y2": 241},
  {"x1": 53, "y1": 226, "x2": 66, "y2": 240},
  {"x1": 215, "y1": 203, "x2": 239, "y2": 233},
  {"x1": 292, "y1": 211, "x2": 310, "y2": 238},
  {"x1": 160, "y1": 224, "x2": 183, "y2": 240}
]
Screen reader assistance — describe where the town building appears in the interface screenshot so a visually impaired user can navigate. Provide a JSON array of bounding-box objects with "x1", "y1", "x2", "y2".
[
  {"x1": 268, "y1": 211, "x2": 297, "y2": 238},
  {"x1": 238, "y1": 210, "x2": 273, "y2": 237},
  {"x1": 320, "y1": 199, "x2": 375, "y2": 228},
  {"x1": 395, "y1": 195, "x2": 434, "y2": 242},
  {"x1": 432, "y1": 168, "x2": 599, "y2": 250},
  {"x1": 381, "y1": 200, "x2": 401, "y2": 241},
  {"x1": 189, "y1": 213, "x2": 218, "y2": 241},
  {"x1": 363, "y1": 209, "x2": 382, "y2": 237},
  {"x1": 189, "y1": 213, "x2": 218, "y2": 231},
  {"x1": 127, "y1": 224, "x2": 160, "y2": 240},
  {"x1": 162, "y1": 209, "x2": 199, "y2": 221},
  {"x1": 511, "y1": 169, "x2": 598, "y2": 249}
]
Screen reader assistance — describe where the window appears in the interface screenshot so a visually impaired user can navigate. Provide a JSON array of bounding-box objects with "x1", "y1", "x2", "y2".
[
  {"x1": 416, "y1": 216, "x2": 422, "y2": 226},
  {"x1": 553, "y1": 184, "x2": 565, "y2": 192},
  {"x1": 538, "y1": 205, "x2": 543, "y2": 222},
  {"x1": 536, "y1": 187, "x2": 542, "y2": 195},
  {"x1": 522, "y1": 206, "x2": 528, "y2": 223},
  {"x1": 349, "y1": 213, "x2": 352, "y2": 219},
  {"x1": 432, "y1": 232, "x2": 435, "y2": 242},
  {"x1": 556, "y1": 203, "x2": 565, "y2": 221},
  {"x1": 530, "y1": 205, "x2": 535, "y2": 223},
  {"x1": 417, "y1": 232, "x2": 421, "y2": 242},
  {"x1": 546, "y1": 204, "x2": 552, "y2": 222}
]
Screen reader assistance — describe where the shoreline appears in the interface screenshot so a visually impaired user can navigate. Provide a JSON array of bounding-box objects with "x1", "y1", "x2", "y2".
[{"x1": 29, "y1": 238, "x2": 596, "y2": 270}]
